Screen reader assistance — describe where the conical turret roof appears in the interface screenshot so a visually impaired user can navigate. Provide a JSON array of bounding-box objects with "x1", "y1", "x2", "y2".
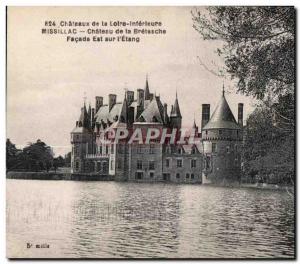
[
  {"x1": 170, "y1": 91, "x2": 182, "y2": 118},
  {"x1": 144, "y1": 75, "x2": 150, "y2": 100},
  {"x1": 203, "y1": 91, "x2": 240, "y2": 130}
]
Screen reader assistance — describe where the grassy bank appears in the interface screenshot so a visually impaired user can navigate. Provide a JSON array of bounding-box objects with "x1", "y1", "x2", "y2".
[{"x1": 6, "y1": 171, "x2": 114, "y2": 181}]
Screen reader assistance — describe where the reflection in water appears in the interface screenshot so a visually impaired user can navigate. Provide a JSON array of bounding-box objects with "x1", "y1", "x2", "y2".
[{"x1": 7, "y1": 180, "x2": 294, "y2": 258}]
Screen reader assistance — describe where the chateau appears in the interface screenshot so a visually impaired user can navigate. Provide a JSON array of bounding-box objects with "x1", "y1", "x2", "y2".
[{"x1": 70, "y1": 77, "x2": 243, "y2": 184}]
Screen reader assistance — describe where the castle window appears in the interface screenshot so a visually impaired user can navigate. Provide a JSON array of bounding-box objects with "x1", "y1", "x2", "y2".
[
  {"x1": 75, "y1": 161, "x2": 79, "y2": 170},
  {"x1": 177, "y1": 159, "x2": 182, "y2": 168},
  {"x1": 186, "y1": 173, "x2": 190, "y2": 179},
  {"x1": 76, "y1": 134, "x2": 79, "y2": 140},
  {"x1": 135, "y1": 172, "x2": 143, "y2": 180},
  {"x1": 205, "y1": 156, "x2": 211, "y2": 170},
  {"x1": 237, "y1": 130, "x2": 239, "y2": 137},
  {"x1": 149, "y1": 172, "x2": 154, "y2": 178},
  {"x1": 226, "y1": 146, "x2": 230, "y2": 154},
  {"x1": 102, "y1": 161, "x2": 108, "y2": 173},
  {"x1": 149, "y1": 161, "x2": 155, "y2": 170},
  {"x1": 75, "y1": 146, "x2": 79, "y2": 155},
  {"x1": 117, "y1": 159, "x2": 122, "y2": 169},
  {"x1": 212, "y1": 143, "x2": 217, "y2": 153},
  {"x1": 99, "y1": 146, "x2": 102, "y2": 155},
  {"x1": 166, "y1": 146, "x2": 170, "y2": 154},
  {"x1": 166, "y1": 159, "x2": 170, "y2": 168},
  {"x1": 191, "y1": 159, "x2": 196, "y2": 168},
  {"x1": 191, "y1": 173, "x2": 194, "y2": 179},
  {"x1": 149, "y1": 144, "x2": 155, "y2": 154},
  {"x1": 137, "y1": 145, "x2": 143, "y2": 154},
  {"x1": 191, "y1": 148, "x2": 196, "y2": 154},
  {"x1": 137, "y1": 160, "x2": 143, "y2": 170},
  {"x1": 110, "y1": 160, "x2": 114, "y2": 170},
  {"x1": 234, "y1": 158, "x2": 239, "y2": 167},
  {"x1": 219, "y1": 130, "x2": 223, "y2": 135},
  {"x1": 118, "y1": 145, "x2": 123, "y2": 154},
  {"x1": 97, "y1": 162, "x2": 101, "y2": 172},
  {"x1": 205, "y1": 130, "x2": 208, "y2": 135},
  {"x1": 106, "y1": 146, "x2": 109, "y2": 154},
  {"x1": 177, "y1": 148, "x2": 182, "y2": 154},
  {"x1": 111, "y1": 144, "x2": 114, "y2": 154},
  {"x1": 176, "y1": 173, "x2": 180, "y2": 179}
]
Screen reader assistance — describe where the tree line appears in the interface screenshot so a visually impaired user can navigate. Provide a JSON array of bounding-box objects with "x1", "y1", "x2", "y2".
[{"x1": 6, "y1": 139, "x2": 71, "y2": 172}]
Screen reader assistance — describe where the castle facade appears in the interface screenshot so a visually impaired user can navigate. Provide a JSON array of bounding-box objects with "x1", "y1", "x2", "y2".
[{"x1": 70, "y1": 77, "x2": 243, "y2": 184}]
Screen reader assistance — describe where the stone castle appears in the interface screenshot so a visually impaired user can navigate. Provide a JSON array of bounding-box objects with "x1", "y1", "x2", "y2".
[{"x1": 70, "y1": 77, "x2": 244, "y2": 184}]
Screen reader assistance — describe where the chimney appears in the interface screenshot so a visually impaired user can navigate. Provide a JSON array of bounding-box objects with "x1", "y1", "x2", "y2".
[
  {"x1": 126, "y1": 90, "x2": 134, "y2": 105},
  {"x1": 95, "y1": 96, "x2": 103, "y2": 112},
  {"x1": 91, "y1": 108, "x2": 95, "y2": 128},
  {"x1": 238, "y1": 103, "x2": 244, "y2": 126},
  {"x1": 201, "y1": 104, "x2": 210, "y2": 130},
  {"x1": 137, "y1": 89, "x2": 144, "y2": 107},
  {"x1": 109, "y1": 94, "x2": 117, "y2": 112},
  {"x1": 163, "y1": 103, "x2": 168, "y2": 124}
]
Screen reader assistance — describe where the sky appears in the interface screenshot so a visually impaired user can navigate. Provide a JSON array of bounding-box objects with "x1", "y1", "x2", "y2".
[{"x1": 7, "y1": 6, "x2": 257, "y2": 156}]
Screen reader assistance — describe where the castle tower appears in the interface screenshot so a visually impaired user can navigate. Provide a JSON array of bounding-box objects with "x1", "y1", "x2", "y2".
[
  {"x1": 70, "y1": 102, "x2": 93, "y2": 173},
  {"x1": 201, "y1": 86, "x2": 243, "y2": 184},
  {"x1": 170, "y1": 91, "x2": 182, "y2": 130}
]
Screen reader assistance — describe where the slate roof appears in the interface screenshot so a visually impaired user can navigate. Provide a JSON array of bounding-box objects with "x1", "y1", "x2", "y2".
[
  {"x1": 203, "y1": 93, "x2": 240, "y2": 130},
  {"x1": 95, "y1": 103, "x2": 123, "y2": 123},
  {"x1": 71, "y1": 126, "x2": 90, "y2": 133},
  {"x1": 139, "y1": 96, "x2": 165, "y2": 123}
]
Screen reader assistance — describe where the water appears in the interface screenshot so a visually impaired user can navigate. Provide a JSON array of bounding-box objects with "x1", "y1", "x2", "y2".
[{"x1": 6, "y1": 179, "x2": 295, "y2": 259}]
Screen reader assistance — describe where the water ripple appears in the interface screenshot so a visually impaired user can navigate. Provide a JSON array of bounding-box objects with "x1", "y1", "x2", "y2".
[{"x1": 6, "y1": 180, "x2": 294, "y2": 258}]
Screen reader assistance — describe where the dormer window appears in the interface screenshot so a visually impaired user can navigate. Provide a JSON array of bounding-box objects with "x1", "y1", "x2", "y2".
[
  {"x1": 177, "y1": 147, "x2": 182, "y2": 154},
  {"x1": 152, "y1": 116, "x2": 158, "y2": 122},
  {"x1": 219, "y1": 130, "x2": 223, "y2": 135},
  {"x1": 191, "y1": 147, "x2": 196, "y2": 154}
]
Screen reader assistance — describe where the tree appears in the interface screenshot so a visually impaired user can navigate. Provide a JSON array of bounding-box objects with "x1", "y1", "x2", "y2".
[
  {"x1": 192, "y1": 7, "x2": 295, "y2": 101},
  {"x1": 192, "y1": 7, "x2": 295, "y2": 185},
  {"x1": 64, "y1": 152, "x2": 71, "y2": 167},
  {"x1": 6, "y1": 139, "x2": 22, "y2": 170},
  {"x1": 22, "y1": 139, "x2": 54, "y2": 171},
  {"x1": 52, "y1": 156, "x2": 66, "y2": 172},
  {"x1": 243, "y1": 106, "x2": 294, "y2": 184}
]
